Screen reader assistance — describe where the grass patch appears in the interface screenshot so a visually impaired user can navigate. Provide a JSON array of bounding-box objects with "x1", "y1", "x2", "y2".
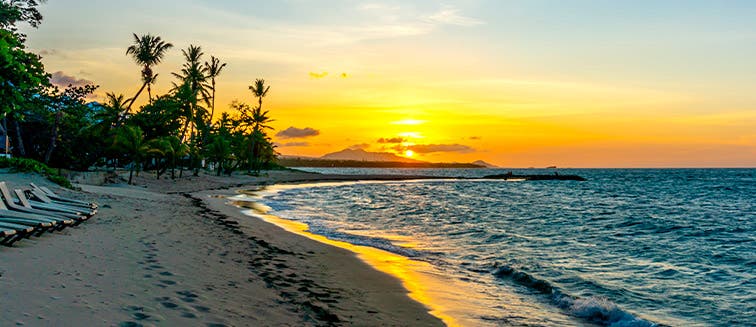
[{"x1": 0, "y1": 157, "x2": 74, "y2": 188}]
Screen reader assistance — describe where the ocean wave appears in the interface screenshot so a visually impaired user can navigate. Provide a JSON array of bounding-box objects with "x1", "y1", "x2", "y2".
[
  {"x1": 492, "y1": 263, "x2": 658, "y2": 327},
  {"x1": 303, "y1": 223, "x2": 422, "y2": 258}
]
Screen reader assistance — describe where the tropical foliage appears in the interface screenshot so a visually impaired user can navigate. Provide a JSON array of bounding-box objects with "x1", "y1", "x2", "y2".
[{"x1": 0, "y1": 0, "x2": 280, "y2": 184}]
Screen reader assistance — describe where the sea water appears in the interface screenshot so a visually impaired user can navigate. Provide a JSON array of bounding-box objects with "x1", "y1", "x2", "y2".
[{"x1": 243, "y1": 169, "x2": 755, "y2": 326}]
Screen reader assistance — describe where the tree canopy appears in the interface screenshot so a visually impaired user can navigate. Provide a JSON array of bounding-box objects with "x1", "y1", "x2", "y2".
[{"x1": 1, "y1": 3, "x2": 282, "y2": 182}]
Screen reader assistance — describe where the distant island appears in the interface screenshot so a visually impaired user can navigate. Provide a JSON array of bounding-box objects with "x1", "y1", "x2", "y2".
[{"x1": 278, "y1": 148, "x2": 496, "y2": 168}]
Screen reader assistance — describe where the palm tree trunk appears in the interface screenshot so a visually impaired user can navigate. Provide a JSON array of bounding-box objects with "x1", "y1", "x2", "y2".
[
  {"x1": 44, "y1": 111, "x2": 62, "y2": 164},
  {"x1": 128, "y1": 167, "x2": 134, "y2": 184},
  {"x1": 12, "y1": 118, "x2": 26, "y2": 156},
  {"x1": 180, "y1": 124, "x2": 188, "y2": 143},
  {"x1": 126, "y1": 82, "x2": 148, "y2": 111},
  {"x1": 147, "y1": 83, "x2": 152, "y2": 104},
  {"x1": 210, "y1": 81, "x2": 217, "y2": 122}
]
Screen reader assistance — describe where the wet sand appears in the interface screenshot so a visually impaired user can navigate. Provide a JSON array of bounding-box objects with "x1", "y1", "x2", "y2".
[{"x1": 0, "y1": 170, "x2": 444, "y2": 326}]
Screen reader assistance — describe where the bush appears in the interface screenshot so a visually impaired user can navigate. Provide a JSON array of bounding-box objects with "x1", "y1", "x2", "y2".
[{"x1": 0, "y1": 157, "x2": 74, "y2": 188}]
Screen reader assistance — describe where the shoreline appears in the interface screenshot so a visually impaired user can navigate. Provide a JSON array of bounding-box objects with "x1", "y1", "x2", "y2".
[
  {"x1": 0, "y1": 170, "x2": 445, "y2": 326},
  {"x1": 216, "y1": 182, "x2": 487, "y2": 326}
]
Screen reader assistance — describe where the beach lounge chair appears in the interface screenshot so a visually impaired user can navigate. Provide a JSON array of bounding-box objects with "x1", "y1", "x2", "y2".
[
  {"x1": 0, "y1": 196, "x2": 69, "y2": 230},
  {"x1": 0, "y1": 221, "x2": 41, "y2": 246},
  {"x1": 30, "y1": 183, "x2": 97, "y2": 209},
  {"x1": 15, "y1": 189, "x2": 93, "y2": 217},
  {"x1": 0, "y1": 221, "x2": 38, "y2": 237},
  {"x1": 23, "y1": 189, "x2": 97, "y2": 216},
  {"x1": 0, "y1": 217, "x2": 54, "y2": 234},
  {"x1": 28, "y1": 188, "x2": 95, "y2": 211},
  {"x1": 0, "y1": 183, "x2": 79, "y2": 226},
  {"x1": 0, "y1": 223, "x2": 19, "y2": 245}
]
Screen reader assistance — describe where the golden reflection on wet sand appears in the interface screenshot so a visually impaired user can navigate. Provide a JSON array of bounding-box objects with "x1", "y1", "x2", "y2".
[{"x1": 226, "y1": 183, "x2": 497, "y2": 327}]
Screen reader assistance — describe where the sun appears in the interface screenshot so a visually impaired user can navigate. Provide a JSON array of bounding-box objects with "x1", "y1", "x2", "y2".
[{"x1": 404, "y1": 150, "x2": 415, "y2": 157}]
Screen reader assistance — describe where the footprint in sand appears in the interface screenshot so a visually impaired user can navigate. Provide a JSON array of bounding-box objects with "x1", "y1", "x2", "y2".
[
  {"x1": 123, "y1": 306, "x2": 151, "y2": 322},
  {"x1": 132, "y1": 313, "x2": 150, "y2": 321},
  {"x1": 158, "y1": 271, "x2": 173, "y2": 276},
  {"x1": 176, "y1": 290, "x2": 199, "y2": 303},
  {"x1": 160, "y1": 280, "x2": 177, "y2": 285},
  {"x1": 193, "y1": 305, "x2": 211, "y2": 313},
  {"x1": 118, "y1": 322, "x2": 143, "y2": 327},
  {"x1": 160, "y1": 301, "x2": 179, "y2": 309},
  {"x1": 180, "y1": 311, "x2": 197, "y2": 319}
]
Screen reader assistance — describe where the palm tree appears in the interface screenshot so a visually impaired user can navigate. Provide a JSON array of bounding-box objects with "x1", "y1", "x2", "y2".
[
  {"x1": 102, "y1": 92, "x2": 129, "y2": 128},
  {"x1": 112, "y1": 125, "x2": 149, "y2": 184},
  {"x1": 148, "y1": 136, "x2": 187, "y2": 179},
  {"x1": 248, "y1": 78, "x2": 270, "y2": 110},
  {"x1": 125, "y1": 33, "x2": 173, "y2": 110},
  {"x1": 203, "y1": 56, "x2": 227, "y2": 123},
  {"x1": 172, "y1": 45, "x2": 209, "y2": 142},
  {"x1": 251, "y1": 107, "x2": 273, "y2": 132}
]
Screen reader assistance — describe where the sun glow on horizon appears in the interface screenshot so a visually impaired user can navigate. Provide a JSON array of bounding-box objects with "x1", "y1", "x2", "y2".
[
  {"x1": 392, "y1": 119, "x2": 426, "y2": 125},
  {"x1": 404, "y1": 150, "x2": 415, "y2": 158}
]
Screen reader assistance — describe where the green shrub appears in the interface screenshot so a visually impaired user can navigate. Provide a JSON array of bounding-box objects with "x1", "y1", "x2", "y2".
[{"x1": 0, "y1": 157, "x2": 73, "y2": 188}]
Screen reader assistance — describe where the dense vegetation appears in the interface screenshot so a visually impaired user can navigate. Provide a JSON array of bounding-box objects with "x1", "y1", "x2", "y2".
[{"x1": 1, "y1": 1, "x2": 279, "y2": 184}]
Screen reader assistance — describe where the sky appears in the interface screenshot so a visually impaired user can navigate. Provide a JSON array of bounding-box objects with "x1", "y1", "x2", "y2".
[{"x1": 21, "y1": 0, "x2": 756, "y2": 167}]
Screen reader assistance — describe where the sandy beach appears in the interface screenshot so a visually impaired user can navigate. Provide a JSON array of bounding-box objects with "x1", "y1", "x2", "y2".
[{"x1": 0, "y1": 170, "x2": 444, "y2": 326}]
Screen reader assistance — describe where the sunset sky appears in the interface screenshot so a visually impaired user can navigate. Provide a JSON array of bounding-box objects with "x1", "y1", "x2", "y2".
[{"x1": 23, "y1": 1, "x2": 756, "y2": 167}]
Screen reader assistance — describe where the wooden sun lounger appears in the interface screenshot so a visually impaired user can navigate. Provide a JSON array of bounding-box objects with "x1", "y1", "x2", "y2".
[
  {"x1": 28, "y1": 188, "x2": 95, "y2": 211},
  {"x1": 30, "y1": 183, "x2": 97, "y2": 209},
  {"x1": 0, "y1": 183, "x2": 78, "y2": 226},
  {"x1": 0, "y1": 223, "x2": 18, "y2": 245},
  {"x1": 0, "y1": 222, "x2": 36, "y2": 236},
  {"x1": 15, "y1": 189, "x2": 89, "y2": 216},
  {"x1": 0, "y1": 215, "x2": 55, "y2": 236},
  {"x1": 24, "y1": 189, "x2": 97, "y2": 216},
  {"x1": 0, "y1": 182, "x2": 85, "y2": 222},
  {"x1": 0, "y1": 200, "x2": 68, "y2": 230},
  {"x1": 0, "y1": 222, "x2": 37, "y2": 246}
]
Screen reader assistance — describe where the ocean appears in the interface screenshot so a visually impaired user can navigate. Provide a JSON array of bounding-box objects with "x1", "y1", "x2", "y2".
[{"x1": 237, "y1": 168, "x2": 755, "y2": 326}]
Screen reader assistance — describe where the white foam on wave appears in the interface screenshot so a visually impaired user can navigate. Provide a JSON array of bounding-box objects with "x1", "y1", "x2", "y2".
[{"x1": 554, "y1": 294, "x2": 657, "y2": 327}]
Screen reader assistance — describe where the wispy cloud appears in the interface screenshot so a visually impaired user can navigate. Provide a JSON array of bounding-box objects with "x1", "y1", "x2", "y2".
[
  {"x1": 276, "y1": 126, "x2": 321, "y2": 139},
  {"x1": 348, "y1": 143, "x2": 371, "y2": 150},
  {"x1": 359, "y1": 3, "x2": 402, "y2": 12},
  {"x1": 49, "y1": 71, "x2": 94, "y2": 88},
  {"x1": 424, "y1": 5, "x2": 484, "y2": 26},
  {"x1": 377, "y1": 137, "x2": 406, "y2": 144},
  {"x1": 276, "y1": 142, "x2": 310, "y2": 147},
  {"x1": 409, "y1": 143, "x2": 475, "y2": 153},
  {"x1": 200, "y1": 4, "x2": 483, "y2": 47},
  {"x1": 39, "y1": 49, "x2": 59, "y2": 56}
]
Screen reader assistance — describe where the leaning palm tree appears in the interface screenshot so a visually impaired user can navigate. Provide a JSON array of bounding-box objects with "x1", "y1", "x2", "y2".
[
  {"x1": 125, "y1": 33, "x2": 173, "y2": 110},
  {"x1": 248, "y1": 78, "x2": 270, "y2": 110},
  {"x1": 203, "y1": 56, "x2": 227, "y2": 123}
]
